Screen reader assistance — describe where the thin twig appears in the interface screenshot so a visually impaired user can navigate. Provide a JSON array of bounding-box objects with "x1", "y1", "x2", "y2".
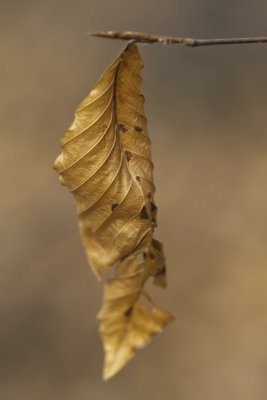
[{"x1": 88, "y1": 31, "x2": 267, "y2": 47}]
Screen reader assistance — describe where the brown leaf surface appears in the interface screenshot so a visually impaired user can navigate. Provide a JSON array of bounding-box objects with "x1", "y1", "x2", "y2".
[{"x1": 53, "y1": 44, "x2": 173, "y2": 380}]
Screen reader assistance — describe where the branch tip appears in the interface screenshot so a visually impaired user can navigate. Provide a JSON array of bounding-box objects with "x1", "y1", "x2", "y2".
[{"x1": 87, "y1": 31, "x2": 267, "y2": 47}]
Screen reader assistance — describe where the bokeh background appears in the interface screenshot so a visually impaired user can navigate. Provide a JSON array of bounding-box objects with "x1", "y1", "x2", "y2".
[{"x1": 1, "y1": 1, "x2": 267, "y2": 399}]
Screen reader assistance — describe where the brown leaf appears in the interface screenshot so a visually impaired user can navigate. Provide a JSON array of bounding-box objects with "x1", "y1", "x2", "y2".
[{"x1": 53, "y1": 43, "x2": 173, "y2": 380}]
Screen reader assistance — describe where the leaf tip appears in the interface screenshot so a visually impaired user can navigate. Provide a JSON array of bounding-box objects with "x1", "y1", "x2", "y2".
[
  {"x1": 101, "y1": 306, "x2": 174, "y2": 381},
  {"x1": 102, "y1": 350, "x2": 135, "y2": 381}
]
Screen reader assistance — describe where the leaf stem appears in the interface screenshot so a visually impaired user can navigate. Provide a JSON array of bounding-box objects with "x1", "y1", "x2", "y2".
[{"x1": 88, "y1": 31, "x2": 267, "y2": 47}]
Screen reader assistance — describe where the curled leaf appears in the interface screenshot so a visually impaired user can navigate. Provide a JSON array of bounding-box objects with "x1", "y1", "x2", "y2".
[{"x1": 53, "y1": 43, "x2": 173, "y2": 379}]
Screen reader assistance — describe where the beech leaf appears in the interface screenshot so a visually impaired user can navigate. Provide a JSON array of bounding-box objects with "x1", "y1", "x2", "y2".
[{"x1": 53, "y1": 43, "x2": 173, "y2": 380}]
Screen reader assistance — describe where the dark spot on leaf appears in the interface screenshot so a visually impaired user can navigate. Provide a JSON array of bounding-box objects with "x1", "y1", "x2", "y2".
[
  {"x1": 149, "y1": 253, "x2": 156, "y2": 260},
  {"x1": 134, "y1": 126, "x2": 143, "y2": 133},
  {"x1": 140, "y1": 206, "x2": 149, "y2": 219},
  {"x1": 111, "y1": 203, "x2": 118, "y2": 211},
  {"x1": 135, "y1": 176, "x2": 141, "y2": 182},
  {"x1": 150, "y1": 202, "x2": 158, "y2": 212},
  {"x1": 155, "y1": 265, "x2": 166, "y2": 276},
  {"x1": 117, "y1": 123, "x2": 128, "y2": 133},
  {"x1": 146, "y1": 192, "x2": 152, "y2": 199},
  {"x1": 102, "y1": 124, "x2": 108, "y2": 131},
  {"x1": 124, "y1": 306, "x2": 133, "y2": 317},
  {"x1": 125, "y1": 150, "x2": 132, "y2": 161},
  {"x1": 143, "y1": 252, "x2": 148, "y2": 259},
  {"x1": 152, "y1": 218, "x2": 157, "y2": 227},
  {"x1": 152, "y1": 239, "x2": 161, "y2": 250}
]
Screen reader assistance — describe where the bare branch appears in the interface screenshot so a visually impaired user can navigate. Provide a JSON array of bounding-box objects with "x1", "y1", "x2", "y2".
[{"x1": 88, "y1": 31, "x2": 267, "y2": 47}]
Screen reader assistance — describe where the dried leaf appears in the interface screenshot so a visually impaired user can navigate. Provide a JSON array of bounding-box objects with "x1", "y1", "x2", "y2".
[{"x1": 53, "y1": 43, "x2": 173, "y2": 380}]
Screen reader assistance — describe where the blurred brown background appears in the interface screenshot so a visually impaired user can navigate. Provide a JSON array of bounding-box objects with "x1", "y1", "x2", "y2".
[{"x1": 1, "y1": 1, "x2": 267, "y2": 399}]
